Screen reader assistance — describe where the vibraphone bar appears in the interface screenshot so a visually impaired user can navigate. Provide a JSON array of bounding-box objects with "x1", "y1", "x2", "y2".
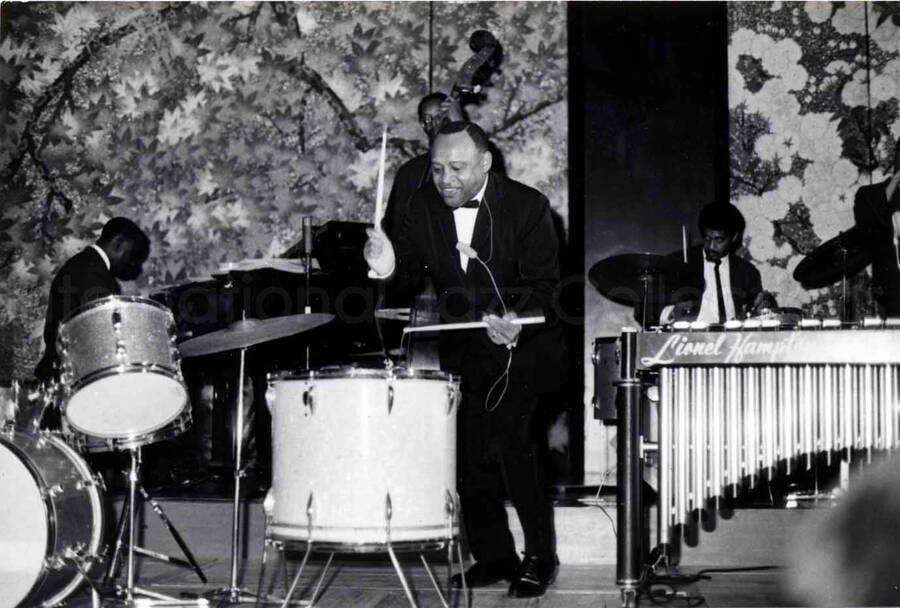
[{"x1": 615, "y1": 320, "x2": 900, "y2": 606}]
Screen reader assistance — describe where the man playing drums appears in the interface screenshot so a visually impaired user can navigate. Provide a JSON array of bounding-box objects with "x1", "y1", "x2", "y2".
[
  {"x1": 365, "y1": 121, "x2": 564, "y2": 598},
  {"x1": 35, "y1": 217, "x2": 150, "y2": 384}
]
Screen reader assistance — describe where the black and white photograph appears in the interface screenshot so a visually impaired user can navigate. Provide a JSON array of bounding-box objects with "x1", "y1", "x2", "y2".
[{"x1": 1, "y1": 2, "x2": 899, "y2": 607}]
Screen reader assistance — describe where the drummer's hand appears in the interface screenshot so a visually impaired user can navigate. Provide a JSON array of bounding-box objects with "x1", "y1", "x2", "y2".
[
  {"x1": 364, "y1": 228, "x2": 395, "y2": 278},
  {"x1": 670, "y1": 300, "x2": 697, "y2": 322},
  {"x1": 750, "y1": 291, "x2": 778, "y2": 316},
  {"x1": 484, "y1": 312, "x2": 521, "y2": 349}
]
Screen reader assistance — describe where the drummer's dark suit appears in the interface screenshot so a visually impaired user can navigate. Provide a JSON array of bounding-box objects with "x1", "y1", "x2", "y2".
[
  {"x1": 391, "y1": 171, "x2": 564, "y2": 566},
  {"x1": 854, "y1": 180, "x2": 900, "y2": 317},
  {"x1": 664, "y1": 245, "x2": 763, "y2": 322},
  {"x1": 35, "y1": 247, "x2": 120, "y2": 383}
]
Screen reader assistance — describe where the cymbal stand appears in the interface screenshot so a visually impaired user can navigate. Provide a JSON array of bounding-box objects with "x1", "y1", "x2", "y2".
[
  {"x1": 638, "y1": 273, "x2": 654, "y2": 330},
  {"x1": 839, "y1": 244, "x2": 851, "y2": 323},
  {"x1": 303, "y1": 216, "x2": 313, "y2": 369},
  {"x1": 106, "y1": 447, "x2": 207, "y2": 606},
  {"x1": 204, "y1": 345, "x2": 259, "y2": 604}
]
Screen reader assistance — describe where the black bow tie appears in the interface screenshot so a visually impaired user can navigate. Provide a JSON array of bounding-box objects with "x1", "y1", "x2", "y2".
[{"x1": 461, "y1": 199, "x2": 480, "y2": 209}]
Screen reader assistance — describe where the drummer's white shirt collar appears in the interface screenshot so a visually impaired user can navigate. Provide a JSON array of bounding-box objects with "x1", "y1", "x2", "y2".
[{"x1": 90, "y1": 244, "x2": 111, "y2": 271}]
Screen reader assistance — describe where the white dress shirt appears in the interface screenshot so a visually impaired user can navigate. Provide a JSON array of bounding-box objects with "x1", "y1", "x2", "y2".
[
  {"x1": 697, "y1": 255, "x2": 736, "y2": 323},
  {"x1": 453, "y1": 177, "x2": 488, "y2": 271}
]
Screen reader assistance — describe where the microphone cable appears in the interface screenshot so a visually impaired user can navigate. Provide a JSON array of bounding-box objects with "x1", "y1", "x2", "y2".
[{"x1": 456, "y1": 236, "x2": 513, "y2": 412}]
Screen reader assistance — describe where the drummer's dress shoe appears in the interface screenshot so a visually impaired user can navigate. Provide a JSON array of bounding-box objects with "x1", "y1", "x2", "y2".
[
  {"x1": 451, "y1": 557, "x2": 521, "y2": 588},
  {"x1": 507, "y1": 554, "x2": 558, "y2": 598}
]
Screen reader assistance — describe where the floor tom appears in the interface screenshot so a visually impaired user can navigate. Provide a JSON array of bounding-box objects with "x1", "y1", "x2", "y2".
[{"x1": 267, "y1": 367, "x2": 459, "y2": 549}]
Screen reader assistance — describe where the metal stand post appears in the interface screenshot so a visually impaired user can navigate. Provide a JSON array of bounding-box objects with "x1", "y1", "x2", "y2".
[
  {"x1": 616, "y1": 328, "x2": 642, "y2": 608},
  {"x1": 204, "y1": 346, "x2": 260, "y2": 604}
]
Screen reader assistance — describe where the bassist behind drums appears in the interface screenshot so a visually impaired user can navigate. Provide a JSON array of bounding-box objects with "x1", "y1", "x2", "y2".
[{"x1": 381, "y1": 31, "x2": 502, "y2": 368}]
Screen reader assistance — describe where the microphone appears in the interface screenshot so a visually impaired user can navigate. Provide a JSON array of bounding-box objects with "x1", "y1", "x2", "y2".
[
  {"x1": 456, "y1": 241, "x2": 507, "y2": 316},
  {"x1": 302, "y1": 217, "x2": 313, "y2": 316},
  {"x1": 302, "y1": 217, "x2": 313, "y2": 257}
]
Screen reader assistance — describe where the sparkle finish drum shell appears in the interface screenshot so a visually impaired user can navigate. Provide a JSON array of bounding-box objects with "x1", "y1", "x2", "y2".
[
  {"x1": 267, "y1": 367, "x2": 459, "y2": 549},
  {"x1": 57, "y1": 296, "x2": 189, "y2": 448}
]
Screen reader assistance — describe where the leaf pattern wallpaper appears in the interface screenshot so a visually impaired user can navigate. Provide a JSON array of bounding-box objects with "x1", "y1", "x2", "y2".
[
  {"x1": 729, "y1": 1, "x2": 900, "y2": 317},
  {"x1": 0, "y1": 2, "x2": 568, "y2": 379}
]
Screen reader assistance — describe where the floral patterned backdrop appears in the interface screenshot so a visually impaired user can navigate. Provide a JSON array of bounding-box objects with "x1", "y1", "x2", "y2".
[
  {"x1": 0, "y1": 2, "x2": 567, "y2": 379},
  {"x1": 729, "y1": 1, "x2": 900, "y2": 317}
]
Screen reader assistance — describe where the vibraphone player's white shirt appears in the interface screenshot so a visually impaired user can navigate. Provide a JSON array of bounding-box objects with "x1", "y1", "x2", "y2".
[{"x1": 696, "y1": 254, "x2": 736, "y2": 324}]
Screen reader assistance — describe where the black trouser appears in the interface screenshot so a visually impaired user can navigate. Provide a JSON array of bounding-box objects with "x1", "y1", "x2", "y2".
[{"x1": 457, "y1": 389, "x2": 554, "y2": 565}]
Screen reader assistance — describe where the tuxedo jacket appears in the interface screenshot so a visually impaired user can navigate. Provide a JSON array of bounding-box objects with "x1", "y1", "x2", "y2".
[
  {"x1": 391, "y1": 172, "x2": 565, "y2": 396},
  {"x1": 34, "y1": 247, "x2": 120, "y2": 381},
  {"x1": 382, "y1": 153, "x2": 432, "y2": 242},
  {"x1": 674, "y1": 245, "x2": 763, "y2": 320},
  {"x1": 854, "y1": 180, "x2": 900, "y2": 315}
]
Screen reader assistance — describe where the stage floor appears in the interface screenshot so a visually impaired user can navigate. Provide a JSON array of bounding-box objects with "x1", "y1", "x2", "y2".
[
  {"x1": 51, "y1": 478, "x2": 811, "y2": 607},
  {"x1": 66, "y1": 557, "x2": 793, "y2": 607}
]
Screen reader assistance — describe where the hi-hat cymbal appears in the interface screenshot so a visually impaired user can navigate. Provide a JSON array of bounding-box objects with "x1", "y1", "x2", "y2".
[
  {"x1": 588, "y1": 253, "x2": 699, "y2": 306},
  {"x1": 793, "y1": 227, "x2": 871, "y2": 289},
  {"x1": 178, "y1": 313, "x2": 334, "y2": 357}
]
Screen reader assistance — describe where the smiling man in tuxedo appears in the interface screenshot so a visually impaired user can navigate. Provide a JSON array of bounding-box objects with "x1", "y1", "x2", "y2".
[{"x1": 365, "y1": 121, "x2": 564, "y2": 598}]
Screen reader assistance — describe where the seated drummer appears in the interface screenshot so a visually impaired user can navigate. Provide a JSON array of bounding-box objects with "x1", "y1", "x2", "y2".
[
  {"x1": 34, "y1": 217, "x2": 150, "y2": 385},
  {"x1": 661, "y1": 202, "x2": 773, "y2": 324}
]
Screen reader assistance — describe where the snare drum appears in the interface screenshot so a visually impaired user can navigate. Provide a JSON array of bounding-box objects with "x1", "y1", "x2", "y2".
[
  {"x1": 0, "y1": 430, "x2": 104, "y2": 607},
  {"x1": 267, "y1": 367, "x2": 460, "y2": 549},
  {"x1": 57, "y1": 296, "x2": 190, "y2": 449}
]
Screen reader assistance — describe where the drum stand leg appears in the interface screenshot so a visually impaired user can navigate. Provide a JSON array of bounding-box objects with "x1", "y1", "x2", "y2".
[
  {"x1": 280, "y1": 542, "x2": 314, "y2": 608},
  {"x1": 381, "y1": 492, "x2": 420, "y2": 608},
  {"x1": 110, "y1": 448, "x2": 207, "y2": 606},
  {"x1": 444, "y1": 495, "x2": 470, "y2": 608}
]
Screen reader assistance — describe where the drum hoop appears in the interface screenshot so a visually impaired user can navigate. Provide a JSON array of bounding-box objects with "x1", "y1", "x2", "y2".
[
  {"x1": 65, "y1": 364, "x2": 185, "y2": 399},
  {"x1": 68, "y1": 408, "x2": 193, "y2": 453},
  {"x1": 0, "y1": 431, "x2": 105, "y2": 605},
  {"x1": 59, "y1": 294, "x2": 173, "y2": 328},
  {"x1": 273, "y1": 367, "x2": 458, "y2": 383},
  {"x1": 265, "y1": 536, "x2": 453, "y2": 554}
]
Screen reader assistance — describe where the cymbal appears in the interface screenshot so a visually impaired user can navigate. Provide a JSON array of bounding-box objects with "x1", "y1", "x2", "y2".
[
  {"x1": 178, "y1": 313, "x2": 334, "y2": 357},
  {"x1": 588, "y1": 253, "x2": 699, "y2": 306},
  {"x1": 211, "y1": 258, "x2": 311, "y2": 275},
  {"x1": 793, "y1": 227, "x2": 870, "y2": 288}
]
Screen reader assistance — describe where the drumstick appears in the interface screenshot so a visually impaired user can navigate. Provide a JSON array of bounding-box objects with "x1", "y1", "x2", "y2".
[
  {"x1": 403, "y1": 316, "x2": 545, "y2": 334},
  {"x1": 373, "y1": 126, "x2": 387, "y2": 227},
  {"x1": 682, "y1": 225, "x2": 688, "y2": 263}
]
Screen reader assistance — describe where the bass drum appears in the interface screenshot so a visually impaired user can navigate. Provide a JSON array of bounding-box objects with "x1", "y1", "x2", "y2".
[{"x1": 0, "y1": 430, "x2": 104, "y2": 607}]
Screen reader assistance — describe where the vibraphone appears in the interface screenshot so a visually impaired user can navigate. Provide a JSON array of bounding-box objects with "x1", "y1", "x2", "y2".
[{"x1": 614, "y1": 320, "x2": 900, "y2": 606}]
